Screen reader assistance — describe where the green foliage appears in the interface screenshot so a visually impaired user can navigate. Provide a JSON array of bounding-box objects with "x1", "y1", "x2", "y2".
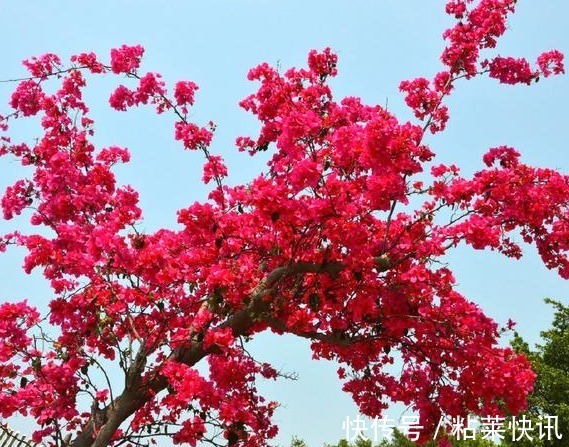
[
  {"x1": 324, "y1": 437, "x2": 370, "y2": 447},
  {"x1": 504, "y1": 298, "x2": 569, "y2": 447},
  {"x1": 377, "y1": 429, "x2": 497, "y2": 447},
  {"x1": 307, "y1": 429, "x2": 498, "y2": 447},
  {"x1": 377, "y1": 429, "x2": 419, "y2": 447},
  {"x1": 445, "y1": 437, "x2": 497, "y2": 447},
  {"x1": 289, "y1": 436, "x2": 309, "y2": 447}
]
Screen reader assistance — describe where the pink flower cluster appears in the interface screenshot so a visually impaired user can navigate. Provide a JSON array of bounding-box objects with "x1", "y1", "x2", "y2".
[
  {"x1": 110, "y1": 44, "x2": 144, "y2": 74},
  {"x1": 0, "y1": 2, "x2": 566, "y2": 446}
]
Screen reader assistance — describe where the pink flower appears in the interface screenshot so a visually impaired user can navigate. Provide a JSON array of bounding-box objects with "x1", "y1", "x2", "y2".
[
  {"x1": 483, "y1": 146, "x2": 521, "y2": 168},
  {"x1": 23, "y1": 53, "x2": 62, "y2": 77},
  {"x1": 134, "y1": 72, "x2": 166, "y2": 105},
  {"x1": 537, "y1": 50, "x2": 565, "y2": 77},
  {"x1": 203, "y1": 327, "x2": 234, "y2": 349},
  {"x1": 174, "y1": 81, "x2": 199, "y2": 107},
  {"x1": 202, "y1": 155, "x2": 228, "y2": 184},
  {"x1": 110, "y1": 44, "x2": 144, "y2": 74},
  {"x1": 307, "y1": 48, "x2": 338, "y2": 78},
  {"x1": 487, "y1": 56, "x2": 536, "y2": 85},
  {"x1": 174, "y1": 122, "x2": 213, "y2": 150},
  {"x1": 10, "y1": 80, "x2": 44, "y2": 116},
  {"x1": 70, "y1": 52, "x2": 106, "y2": 73},
  {"x1": 96, "y1": 389, "x2": 109, "y2": 402},
  {"x1": 109, "y1": 85, "x2": 135, "y2": 111}
]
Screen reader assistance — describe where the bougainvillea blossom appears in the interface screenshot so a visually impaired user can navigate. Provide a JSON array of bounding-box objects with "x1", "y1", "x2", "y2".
[{"x1": 0, "y1": 1, "x2": 567, "y2": 447}]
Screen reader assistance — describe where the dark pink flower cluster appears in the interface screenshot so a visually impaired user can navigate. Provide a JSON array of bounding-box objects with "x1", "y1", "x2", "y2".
[
  {"x1": 399, "y1": 77, "x2": 450, "y2": 133},
  {"x1": 22, "y1": 53, "x2": 62, "y2": 78},
  {"x1": 174, "y1": 80, "x2": 199, "y2": 107},
  {"x1": 108, "y1": 84, "x2": 135, "y2": 111},
  {"x1": 70, "y1": 52, "x2": 106, "y2": 73},
  {"x1": 307, "y1": 47, "x2": 338, "y2": 78},
  {"x1": 202, "y1": 154, "x2": 228, "y2": 184},
  {"x1": 0, "y1": 2, "x2": 566, "y2": 446},
  {"x1": 400, "y1": 0, "x2": 564, "y2": 134},
  {"x1": 537, "y1": 50, "x2": 565, "y2": 77},
  {"x1": 110, "y1": 44, "x2": 144, "y2": 74},
  {"x1": 487, "y1": 57, "x2": 536, "y2": 85},
  {"x1": 10, "y1": 80, "x2": 45, "y2": 116},
  {"x1": 174, "y1": 121, "x2": 214, "y2": 150}
]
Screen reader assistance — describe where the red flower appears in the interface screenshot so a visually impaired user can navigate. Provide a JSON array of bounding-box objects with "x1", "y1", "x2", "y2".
[{"x1": 110, "y1": 44, "x2": 144, "y2": 74}]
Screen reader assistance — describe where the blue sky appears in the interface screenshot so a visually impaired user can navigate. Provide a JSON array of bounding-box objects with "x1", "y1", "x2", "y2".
[{"x1": 1, "y1": 2, "x2": 568, "y2": 446}]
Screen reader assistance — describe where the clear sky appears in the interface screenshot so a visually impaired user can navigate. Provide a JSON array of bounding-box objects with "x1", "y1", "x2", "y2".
[{"x1": 0, "y1": 2, "x2": 568, "y2": 446}]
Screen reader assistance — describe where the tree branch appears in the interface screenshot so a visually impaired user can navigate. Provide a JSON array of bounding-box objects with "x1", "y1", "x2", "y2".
[{"x1": 70, "y1": 256, "x2": 392, "y2": 447}]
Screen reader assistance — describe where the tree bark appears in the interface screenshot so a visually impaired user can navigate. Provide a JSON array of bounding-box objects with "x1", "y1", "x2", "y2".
[{"x1": 70, "y1": 257, "x2": 392, "y2": 447}]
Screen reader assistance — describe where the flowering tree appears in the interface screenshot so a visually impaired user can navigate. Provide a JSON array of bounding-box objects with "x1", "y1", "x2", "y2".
[{"x1": 0, "y1": 1, "x2": 567, "y2": 446}]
